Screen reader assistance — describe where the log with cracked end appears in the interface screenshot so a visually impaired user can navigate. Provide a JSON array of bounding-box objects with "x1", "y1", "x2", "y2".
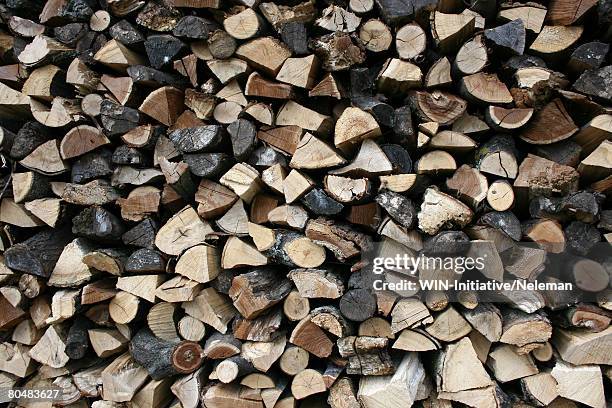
[{"x1": 417, "y1": 187, "x2": 473, "y2": 235}]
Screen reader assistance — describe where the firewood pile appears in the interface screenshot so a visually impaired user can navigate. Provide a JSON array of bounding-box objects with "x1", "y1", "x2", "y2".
[{"x1": 1, "y1": 0, "x2": 612, "y2": 406}]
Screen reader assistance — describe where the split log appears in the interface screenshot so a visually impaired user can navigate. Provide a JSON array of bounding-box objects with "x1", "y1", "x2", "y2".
[{"x1": 454, "y1": 35, "x2": 487, "y2": 76}]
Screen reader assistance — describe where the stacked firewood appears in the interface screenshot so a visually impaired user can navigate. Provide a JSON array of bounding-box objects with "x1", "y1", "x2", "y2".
[{"x1": 0, "y1": 0, "x2": 611, "y2": 406}]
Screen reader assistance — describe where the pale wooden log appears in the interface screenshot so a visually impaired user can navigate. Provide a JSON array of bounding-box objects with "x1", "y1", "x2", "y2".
[
  {"x1": 89, "y1": 329, "x2": 128, "y2": 358},
  {"x1": 578, "y1": 140, "x2": 612, "y2": 182},
  {"x1": 0, "y1": 198, "x2": 44, "y2": 228},
  {"x1": 552, "y1": 326, "x2": 612, "y2": 365},
  {"x1": 236, "y1": 36, "x2": 292, "y2": 76},
  {"x1": 291, "y1": 369, "x2": 326, "y2": 400},
  {"x1": 66, "y1": 58, "x2": 101, "y2": 94},
  {"x1": 224, "y1": 8, "x2": 263, "y2": 40},
  {"x1": 395, "y1": 23, "x2": 426, "y2": 59},
  {"x1": 437, "y1": 337, "x2": 492, "y2": 393},
  {"x1": 195, "y1": 179, "x2": 238, "y2": 219},
  {"x1": 29, "y1": 324, "x2": 69, "y2": 368},
  {"x1": 324, "y1": 175, "x2": 371, "y2": 203},
  {"x1": 358, "y1": 317, "x2": 393, "y2": 339},
  {"x1": 357, "y1": 352, "x2": 425, "y2": 408},
  {"x1": 500, "y1": 309, "x2": 552, "y2": 347},
  {"x1": 486, "y1": 344, "x2": 538, "y2": 383},
  {"x1": 514, "y1": 154, "x2": 579, "y2": 199},
  {"x1": 241, "y1": 334, "x2": 285, "y2": 372},
  {"x1": 290, "y1": 132, "x2": 346, "y2": 170},
  {"x1": 393, "y1": 329, "x2": 440, "y2": 351},
  {"x1": 315, "y1": 5, "x2": 360, "y2": 32},
  {"x1": 202, "y1": 383, "x2": 262, "y2": 408},
  {"x1": 486, "y1": 106, "x2": 533, "y2": 131},
  {"x1": 452, "y1": 112, "x2": 489, "y2": 135},
  {"x1": 184, "y1": 89, "x2": 216, "y2": 120},
  {"x1": 12, "y1": 172, "x2": 51, "y2": 205},
  {"x1": 445, "y1": 165, "x2": 488, "y2": 208},
  {"x1": 155, "y1": 206, "x2": 213, "y2": 256},
  {"x1": 94, "y1": 39, "x2": 145, "y2": 72},
  {"x1": 288, "y1": 269, "x2": 344, "y2": 299},
  {"x1": 222, "y1": 237, "x2": 268, "y2": 269},
  {"x1": 182, "y1": 288, "x2": 238, "y2": 334},
  {"x1": 349, "y1": 0, "x2": 374, "y2": 13},
  {"x1": 18, "y1": 35, "x2": 73, "y2": 68},
  {"x1": 246, "y1": 72, "x2": 294, "y2": 100},
  {"x1": 486, "y1": 180, "x2": 515, "y2": 212},
  {"x1": 309, "y1": 73, "x2": 343, "y2": 99},
  {"x1": 390, "y1": 298, "x2": 432, "y2": 333},
  {"x1": 283, "y1": 170, "x2": 314, "y2": 204},
  {"x1": 60, "y1": 125, "x2": 110, "y2": 160},
  {"x1": 416, "y1": 150, "x2": 457, "y2": 175},
  {"x1": 377, "y1": 59, "x2": 422, "y2": 95},
  {"x1": 30, "y1": 97, "x2": 83, "y2": 128},
  {"x1": 0, "y1": 342, "x2": 35, "y2": 378},
  {"x1": 47, "y1": 289, "x2": 81, "y2": 324},
  {"x1": 132, "y1": 378, "x2": 174, "y2": 408},
  {"x1": 178, "y1": 316, "x2": 206, "y2": 342},
  {"x1": 139, "y1": 86, "x2": 184, "y2": 127},
  {"x1": 147, "y1": 302, "x2": 179, "y2": 342},
  {"x1": 276, "y1": 55, "x2": 319, "y2": 89},
  {"x1": 454, "y1": 35, "x2": 487, "y2": 76},
  {"x1": 521, "y1": 373, "x2": 558, "y2": 406},
  {"x1": 243, "y1": 102, "x2": 274, "y2": 125},
  {"x1": 258, "y1": 126, "x2": 303, "y2": 155},
  {"x1": 109, "y1": 291, "x2": 141, "y2": 325},
  {"x1": 529, "y1": 26, "x2": 584, "y2": 59},
  {"x1": 359, "y1": 19, "x2": 393, "y2": 53},
  {"x1": 175, "y1": 245, "x2": 220, "y2": 283},
  {"x1": 100, "y1": 74, "x2": 137, "y2": 106},
  {"x1": 378, "y1": 174, "x2": 420, "y2": 194},
  {"x1": 551, "y1": 360, "x2": 605, "y2": 408},
  {"x1": 277, "y1": 100, "x2": 332, "y2": 134},
  {"x1": 20, "y1": 139, "x2": 68, "y2": 175},
  {"x1": 425, "y1": 57, "x2": 453, "y2": 88},
  {"x1": 498, "y1": 4, "x2": 546, "y2": 34},
  {"x1": 207, "y1": 58, "x2": 249, "y2": 84},
  {"x1": 417, "y1": 187, "x2": 473, "y2": 235},
  {"x1": 573, "y1": 114, "x2": 612, "y2": 156},
  {"x1": 216, "y1": 199, "x2": 249, "y2": 235},
  {"x1": 547, "y1": 0, "x2": 597, "y2": 26},
  {"x1": 424, "y1": 306, "x2": 472, "y2": 342},
  {"x1": 102, "y1": 352, "x2": 149, "y2": 402},
  {"x1": 268, "y1": 205, "x2": 309, "y2": 230},
  {"x1": 48, "y1": 238, "x2": 94, "y2": 288},
  {"x1": 0, "y1": 82, "x2": 31, "y2": 118},
  {"x1": 9, "y1": 16, "x2": 45, "y2": 37},
  {"x1": 213, "y1": 101, "x2": 243, "y2": 125},
  {"x1": 171, "y1": 368, "x2": 206, "y2": 408},
  {"x1": 283, "y1": 290, "x2": 310, "y2": 322},
  {"x1": 429, "y1": 130, "x2": 476, "y2": 153},
  {"x1": 430, "y1": 12, "x2": 475, "y2": 53},
  {"x1": 460, "y1": 72, "x2": 513, "y2": 105},
  {"x1": 220, "y1": 163, "x2": 262, "y2": 204},
  {"x1": 22, "y1": 65, "x2": 66, "y2": 102},
  {"x1": 279, "y1": 346, "x2": 310, "y2": 376}
]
